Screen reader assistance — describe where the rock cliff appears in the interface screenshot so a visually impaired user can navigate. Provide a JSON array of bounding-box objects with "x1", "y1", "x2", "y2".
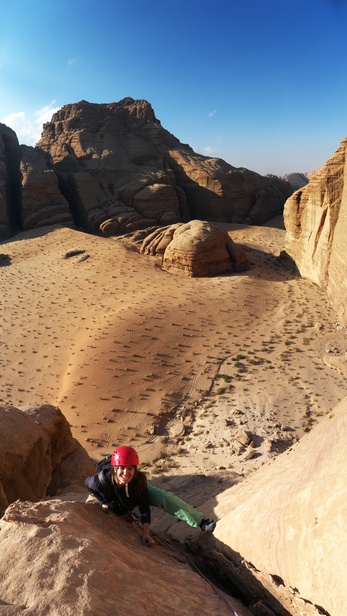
[
  {"x1": 153, "y1": 397, "x2": 347, "y2": 616},
  {"x1": 0, "y1": 496, "x2": 248, "y2": 616},
  {"x1": 283, "y1": 137, "x2": 347, "y2": 323},
  {"x1": 0, "y1": 99, "x2": 293, "y2": 240}
]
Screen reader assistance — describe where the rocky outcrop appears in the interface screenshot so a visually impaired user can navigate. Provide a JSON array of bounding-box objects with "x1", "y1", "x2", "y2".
[
  {"x1": 0, "y1": 496, "x2": 248, "y2": 616},
  {"x1": 137, "y1": 220, "x2": 249, "y2": 276},
  {"x1": 0, "y1": 404, "x2": 94, "y2": 513},
  {"x1": 1, "y1": 99, "x2": 293, "y2": 240},
  {"x1": 0, "y1": 123, "x2": 21, "y2": 237},
  {"x1": 20, "y1": 145, "x2": 73, "y2": 230},
  {"x1": 283, "y1": 137, "x2": 347, "y2": 323}
]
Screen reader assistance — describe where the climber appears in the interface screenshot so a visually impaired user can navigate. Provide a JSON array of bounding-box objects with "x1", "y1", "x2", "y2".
[{"x1": 85, "y1": 445, "x2": 216, "y2": 547}]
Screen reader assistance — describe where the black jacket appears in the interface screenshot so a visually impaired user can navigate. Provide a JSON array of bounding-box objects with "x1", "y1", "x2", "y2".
[{"x1": 85, "y1": 468, "x2": 151, "y2": 525}]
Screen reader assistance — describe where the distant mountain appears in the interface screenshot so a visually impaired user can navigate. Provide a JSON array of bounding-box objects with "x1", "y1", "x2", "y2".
[
  {"x1": 281, "y1": 172, "x2": 309, "y2": 190},
  {"x1": 0, "y1": 98, "x2": 293, "y2": 239}
]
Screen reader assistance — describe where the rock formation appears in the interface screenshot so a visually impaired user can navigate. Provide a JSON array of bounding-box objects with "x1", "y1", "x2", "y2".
[
  {"x1": 0, "y1": 404, "x2": 94, "y2": 514},
  {"x1": 283, "y1": 137, "x2": 347, "y2": 323},
  {"x1": 136, "y1": 219, "x2": 249, "y2": 276},
  {"x1": 0, "y1": 123, "x2": 21, "y2": 238},
  {"x1": 281, "y1": 172, "x2": 309, "y2": 190},
  {"x1": 0, "y1": 99, "x2": 293, "y2": 240},
  {"x1": 20, "y1": 145, "x2": 73, "y2": 230},
  {"x1": 0, "y1": 496, "x2": 248, "y2": 616},
  {"x1": 158, "y1": 397, "x2": 347, "y2": 616}
]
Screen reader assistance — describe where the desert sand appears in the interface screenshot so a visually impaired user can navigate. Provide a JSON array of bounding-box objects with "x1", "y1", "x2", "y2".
[{"x1": 1, "y1": 220, "x2": 346, "y2": 483}]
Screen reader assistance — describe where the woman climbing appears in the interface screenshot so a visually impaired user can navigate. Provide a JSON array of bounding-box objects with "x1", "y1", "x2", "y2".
[{"x1": 85, "y1": 445, "x2": 216, "y2": 546}]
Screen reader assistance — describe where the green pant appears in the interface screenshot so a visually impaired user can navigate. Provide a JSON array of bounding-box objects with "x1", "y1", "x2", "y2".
[{"x1": 148, "y1": 484, "x2": 203, "y2": 528}]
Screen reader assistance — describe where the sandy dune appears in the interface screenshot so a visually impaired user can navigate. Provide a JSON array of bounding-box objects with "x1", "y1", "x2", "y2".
[{"x1": 1, "y1": 221, "x2": 346, "y2": 479}]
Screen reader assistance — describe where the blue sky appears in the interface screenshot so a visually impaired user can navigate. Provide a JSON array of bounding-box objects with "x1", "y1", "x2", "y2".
[{"x1": 1, "y1": 0, "x2": 347, "y2": 175}]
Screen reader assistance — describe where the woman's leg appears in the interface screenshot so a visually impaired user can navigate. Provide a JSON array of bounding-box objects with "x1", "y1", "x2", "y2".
[{"x1": 148, "y1": 484, "x2": 203, "y2": 528}]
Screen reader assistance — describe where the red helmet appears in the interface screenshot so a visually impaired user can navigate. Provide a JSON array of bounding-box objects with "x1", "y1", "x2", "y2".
[{"x1": 111, "y1": 446, "x2": 139, "y2": 467}]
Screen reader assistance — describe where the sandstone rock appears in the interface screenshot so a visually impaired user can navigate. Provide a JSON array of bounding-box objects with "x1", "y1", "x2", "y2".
[
  {"x1": 0, "y1": 123, "x2": 21, "y2": 238},
  {"x1": 283, "y1": 137, "x2": 347, "y2": 323},
  {"x1": 234, "y1": 429, "x2": 252, "y2": 447},
  {"x1": 152, "y1": 398, "x2": 347, "y2": 616},
  {"x1": 206, "y1": 398, "x2": 347, "y2": 616},
  {"x1": 1, "y1": 99, "x2": 292, "y2": 240},
  {"x1": 133, "y1": 182, "x2": 181, "y2": 224},
  {"x1": 0, "y1": 404, "x2": 94, "y2": 513},
  {"x1": 164, "y1": 148, "x2": 293, "y2": 224},
  {"x1": 20, "y1": 145, "x2": 73, "y2": 230},
  {"x1": 35, "y1": 98, "x2": 292, "y2": 235},
  {"x1": 99, "y1": 204, "x2": 157, "y2": 237},
  {"x1": 0, "y1": 495, "x2": 244, "y2": 616},
  {"x1": 168, "y1": 420, "x2": 186, "y2": 438},
  {"x1": 140, "y1": 220, "x2": 249, "y2": 277},
  {"x1": 161, "y1": 220, "x2": 247, "y2": 276}
]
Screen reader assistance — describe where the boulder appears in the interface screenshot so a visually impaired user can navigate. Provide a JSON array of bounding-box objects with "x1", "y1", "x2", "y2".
[
  {"x1": 283, "y1": 137, "x2": 347, "y2": 323},
  {"x1": 140, "y1": 220, "x2": 249, "y2": 277},
  {"x1": 0, "y1": 404, "x2": 94, "y2": 513}
]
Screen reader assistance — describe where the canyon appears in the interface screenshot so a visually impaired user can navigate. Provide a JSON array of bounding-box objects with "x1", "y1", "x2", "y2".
[{"x1": 0, "y1": 100, "x2": 347, "y2": 615}]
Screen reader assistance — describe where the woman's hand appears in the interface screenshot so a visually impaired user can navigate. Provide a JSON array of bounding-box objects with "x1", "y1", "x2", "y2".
[
  {"x1": 101, "y1": 503, "x2": 109, "y2": 510},
  {"x1": 142, "y1": 532, "x2": 154, "y2": 547},
  {"x1": 142, "y1": 522, "x2": 154, "y2": 546}
]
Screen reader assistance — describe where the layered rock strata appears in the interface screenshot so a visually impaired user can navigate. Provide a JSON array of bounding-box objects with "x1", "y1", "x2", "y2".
[
  {"x1": 283, "y1": 137, "x2": 347, "y2": 323},
  {"x1": 0, "y1": 99, "x2": 293, "y2": 240},
  {"x1": 137, "y1": 219, "x2": 249, "y2": 276}
]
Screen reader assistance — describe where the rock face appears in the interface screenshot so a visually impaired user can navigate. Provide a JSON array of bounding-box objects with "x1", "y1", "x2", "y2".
[
  {"x1": 0, "y1": 404, "x2": 249, "y2": 616},
  {"x1": 137, "y1": 219, "x2": 249, "y2": 276},
  {"x1": 0, "y1": 99, "x2": 293, "y2": 240},
  {"x1": 0, "y1": 123, "x2": 21, "y2": 237},
  {"x1": 283, "y1": 137, "x2": 347, "y2": 323},
  {"x1": 281, "y1": 172, "x2": 309, "y2": 190},
  {"x1": 0, "y1": 496, "x2": 247, "y2": 616},
  {"x1": 20, "y1": 145, "x2": 73, "y2": 230},
  {"x1": 0, "y1": 404, "x2": 94, "y2": 513},
  {"x1": 161, "y1": 398, "x2": 347, "y2": 616}
]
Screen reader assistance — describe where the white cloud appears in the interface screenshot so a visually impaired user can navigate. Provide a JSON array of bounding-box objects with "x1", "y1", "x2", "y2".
[
  {"x1": 201, "y1": 145, "x2": 220, "y2": 156},
  {"x1": 208, "y1": 110, "x2": 216, "y2": 118},
  {"x1": 2, "y1": 101, "x2": 60, "y2": 146}
]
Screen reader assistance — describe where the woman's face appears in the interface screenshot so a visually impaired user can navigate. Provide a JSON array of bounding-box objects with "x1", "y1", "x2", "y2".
[{"x1": 115, "y1": 465, "x2": 135, "y2": 485}]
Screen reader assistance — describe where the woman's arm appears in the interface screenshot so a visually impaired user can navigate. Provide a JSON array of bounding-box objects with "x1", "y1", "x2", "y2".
[{"x1": 85, "y1": 474, "x2": 108, "y2": 505}]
